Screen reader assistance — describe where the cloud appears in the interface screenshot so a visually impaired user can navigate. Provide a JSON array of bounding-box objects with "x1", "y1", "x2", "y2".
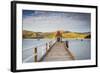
[{"x1": 22, "y1": 10, "x2": 91, "y2": 32}]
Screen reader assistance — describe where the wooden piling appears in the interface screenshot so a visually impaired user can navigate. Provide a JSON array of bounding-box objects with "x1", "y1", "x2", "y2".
[
  {"x1": 46, "y1": 43, "x2": 48, "y2": 52},
  {"x1": 49, "y1": 42, "x2": 51, "y2": 48},
  {"x1": 34, "y1": 47, "x2": 37, "y2": 62},
  {"x1": 66, "y1": 41, "x2": 69, "y2": 48}
]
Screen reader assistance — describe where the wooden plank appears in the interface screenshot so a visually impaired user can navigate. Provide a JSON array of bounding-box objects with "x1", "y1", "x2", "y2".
[
  {"x1": 38, "y1": 42, "x2": 57, "y2": 62},
  {"x1": 42, "y1": 42, "x2": 75, "y2": 61}
]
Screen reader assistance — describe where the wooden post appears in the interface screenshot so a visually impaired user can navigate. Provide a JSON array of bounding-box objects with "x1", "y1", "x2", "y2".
[
  {"x1": 49, "y1": 42, "x2": 51, "y2": 48},
  {"x1": 66, "y1": 41, "x2": 69, "y2": 48},
  {"x1": 34, "y1": 47, "x2": 37, "y2": 62},
  {"x1": 46, "y1": 43, "x2": 48, "y2": 52}
]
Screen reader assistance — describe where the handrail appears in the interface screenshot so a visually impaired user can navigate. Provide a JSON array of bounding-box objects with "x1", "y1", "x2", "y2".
[
  {"x1": 33, "y1": 41, "x2": 54, "y2": 62},
  {"x1": 23, "y1": 40, "x2": 56, "y2": 62},
  {"x1": 23, "y1": 40, "x2": 56, "y2": 51}
]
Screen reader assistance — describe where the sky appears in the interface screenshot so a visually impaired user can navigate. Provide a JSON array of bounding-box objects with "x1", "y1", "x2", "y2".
[{"x1": 22, "y1": 10, "x2": 91, "y2": 33}]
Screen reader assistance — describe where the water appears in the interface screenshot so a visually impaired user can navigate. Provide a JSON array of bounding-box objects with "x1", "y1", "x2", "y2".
[
  {"x1": 22, "y1": 39, "x2": 52, "y2": 50},
  {"x1": 64, "y1": 39, "x2": 91, "y2": 60},
  {"x1": 22, "y1": 39, "x2": 91, "y2": 63}
]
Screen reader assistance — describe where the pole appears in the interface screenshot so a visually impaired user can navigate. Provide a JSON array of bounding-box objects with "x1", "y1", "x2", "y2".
[
  {"x1": 46, "y1": 43, "x2": 48, "y2": 52},
  {"x1": 34, "y1": 47, "x2": 37, "y2": 62}
]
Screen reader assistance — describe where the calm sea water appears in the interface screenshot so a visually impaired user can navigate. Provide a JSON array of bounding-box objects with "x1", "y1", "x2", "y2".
[
  {"x1": 22, "y1": 39, "x2": 91, "y2": 63},
  {"x1": 63, "y1": 39, "x2": 91, "y2": 60}
]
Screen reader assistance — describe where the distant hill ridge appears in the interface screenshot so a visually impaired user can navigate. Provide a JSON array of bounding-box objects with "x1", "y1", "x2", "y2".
[{"x1": 23, "y1": 30, "x2": 91, "y2": 39}]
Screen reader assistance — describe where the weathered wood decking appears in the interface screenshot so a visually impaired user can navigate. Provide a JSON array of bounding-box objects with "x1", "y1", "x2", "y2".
[{"x1": 41, "y1": 42, "x2": 75, "y2": 62}]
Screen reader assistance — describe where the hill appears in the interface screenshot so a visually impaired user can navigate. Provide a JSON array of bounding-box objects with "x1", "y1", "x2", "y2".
[{"x1": 23, "y1": 30, "x2": 91, "y2": 39}]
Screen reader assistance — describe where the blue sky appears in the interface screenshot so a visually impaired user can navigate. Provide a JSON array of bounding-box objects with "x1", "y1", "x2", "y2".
[{"x1": 22, "y1": 10, "x2": 91, "y2": 32}]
